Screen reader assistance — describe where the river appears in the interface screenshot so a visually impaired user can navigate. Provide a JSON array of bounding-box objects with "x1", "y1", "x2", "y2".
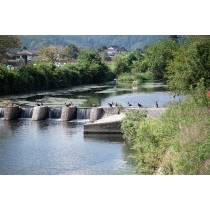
[{"x1": 0, "y1": 82, "x2": 181, "y2": 175}]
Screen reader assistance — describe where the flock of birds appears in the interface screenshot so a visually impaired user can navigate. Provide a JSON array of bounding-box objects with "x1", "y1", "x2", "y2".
[
  {"x1": 107, "y1": 101, "x2": 159, "y2": 108},
  {"x1": 10, "y1": 100, "x2": 159, "y2": 108}
]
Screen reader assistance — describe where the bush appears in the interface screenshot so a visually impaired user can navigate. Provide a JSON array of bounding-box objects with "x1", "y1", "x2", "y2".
[
  {"x1": 0, "y1": 60, "x2": 113, "y2": 95},
  {"x1": 122, "y1": 83, "x2": 210, "y2": 174}
]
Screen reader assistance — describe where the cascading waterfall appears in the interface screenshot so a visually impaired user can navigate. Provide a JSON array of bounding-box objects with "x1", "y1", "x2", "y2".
[
  {"x1": 49, "y1": 107, "x2": 62, "y2": 119},
  {"x1": 20, "y1": 107, "x2": 34, "y2": 118},
  {"x1": 0, "y1": 106, "x2": 91, "y2": 120},
  {"x1": 77, "y1": 108, "x2": 91, "y2": 119},
  {"x1": 0, "y1": 108, "x2": 4, "y2": 118}
]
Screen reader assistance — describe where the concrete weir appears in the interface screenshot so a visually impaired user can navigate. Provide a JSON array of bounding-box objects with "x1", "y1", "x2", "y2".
[
  {"x1": 60, "y1": 106, "x2": 77, "y2": 121},
  {"x1": 84, "y1": 113, "x2": 125, "y2": 134},
  {"x1": 3, "y1": 106, "x2": 21, "y2": 120},
  {"x1": 32, "y1": 106, "x2": 49, "y2": 121},
  {"x1": 84, "y1": 107, "x2": 166, "y2": 134}
]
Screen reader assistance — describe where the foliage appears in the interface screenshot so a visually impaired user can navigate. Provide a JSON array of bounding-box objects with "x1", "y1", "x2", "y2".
[
  {"x1": 63, "y1": 43, "x2": 79, "y2": 60},
  {"x1": 77, "y1": 50, "x2": 114, "y2": 84},
  {"x1": 113, "y1": 52, "x2": 138, "y2": 76},
  {"x1": 166, "y1": 36, "x2": 210, "y2": 94},
  {"x1": 21, "y1": 35, "x2": 168, "y2": 50},
  {"x1": 121, "y1": 110, "x2": 147, "y2": 147},
  {"x1": 117, "y1": 72, "x2": 153, "y2": 83},
  {"x1": 38, "y1": 45, "x2": 64, "y2": 63},
  {"x1": 0, "y1": 55, "x2": 114, "y2": 95},
  {"x1": 142, "y1": 39, "x2": 180, "y2": 80},
  {"x1": 0, "y1": 35, "x2": 21, "y2": 63},
  {"x1": 122, "y1": 82, "x2": 210, "y2": 174}
]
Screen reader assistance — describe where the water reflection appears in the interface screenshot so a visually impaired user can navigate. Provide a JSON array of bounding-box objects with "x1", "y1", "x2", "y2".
[
  {"x1": 0, "y1": 119, "x2": 135, "y2": 175},
  {"x1": 0, "y1": 82, "x2": 179, "y2": 175},
  {"x1": 84, "y1": 133, "x2": 124, "y2": 143},
  {"x1": 0, "y1": 82, "x2": 171, "y2": 108}
]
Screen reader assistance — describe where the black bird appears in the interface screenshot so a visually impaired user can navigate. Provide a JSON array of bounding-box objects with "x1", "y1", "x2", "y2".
[
  {"x1": 156, "y1": 101, "x2": 159, "y2": 108},
  {"x1": 40, "y1": 102, "x2": 43, "y2": 106},
  {"x1": 115, "y1": 102, "x2": 118, "y2": 107},
  {"x1": 36, "y1": 101, "x2": 40, "y2": 106},
  {"x1": 65, "y1": 102, "x2": 71, "y2": 107},
  {"x1": 137, "y1": 103, "x2": 143, "y2": 108},
  {"x1": 108, "y1": 102, "x2": 113, "y2": 107},
  {"x1": 128, "y1": 102, "x2": 132, "y2": 106}
]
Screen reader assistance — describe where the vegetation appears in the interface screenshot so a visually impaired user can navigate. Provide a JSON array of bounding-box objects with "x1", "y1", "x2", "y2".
[
  {"x1": 0, "y1": 51, "x2": 114, "y2": 95},
  {"x1": 38, "y1": 45, "x2": 64, "y2": 63},
  {"x1": 166, "y1": 36, "x2": 210, "y2": 94},
  {"x1": 0, "y1": 35, "x2": 21, "y2": 63},
  {"x1": 21, "y1": 35, "x2": 168, "y2": 50},
  {"x1": 1, "y1": 35, "x2": 210, "y2": 174},
  {"x1": 121, "y1": 35, "x2": 210, "y2": 174}
]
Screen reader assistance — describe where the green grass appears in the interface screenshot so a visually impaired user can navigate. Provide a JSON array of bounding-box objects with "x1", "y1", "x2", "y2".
[
  {"x1": 121, "y1": 85, "x2": 210, "y2": 174},
  {"x1": 117, "y1": 72, "x2": 153, "y2": 83}
]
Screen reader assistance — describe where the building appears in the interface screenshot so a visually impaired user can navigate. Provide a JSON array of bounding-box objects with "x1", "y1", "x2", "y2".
[
  {"x1": 5, "y1": 48, "x2": 38, "y2": 65},
  {"x1": 106, "y1": 46, "x2": 128, "y2": 57}
]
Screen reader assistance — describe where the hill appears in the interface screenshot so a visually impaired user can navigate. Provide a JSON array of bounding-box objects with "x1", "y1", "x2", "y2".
[{"x1": 21, "y1": 35, "x2": 168, "y2": 50}]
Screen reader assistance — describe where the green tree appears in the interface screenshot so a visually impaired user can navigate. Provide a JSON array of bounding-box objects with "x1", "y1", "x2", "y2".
[
  {"x1": 166, "y1": 36, "x2": 210, "y2": 94},
  {"x1": 142, "y1": 39, "x2": 180, "y2": 80},
  {"x1": 113, "y1": 52, "x2": 137, "y2": 76},
  {"x1": 38, "y1": 45, "x2": 64, "y2": 63},
  {"x1": 169, "y1": 35, "x2": 181, "y2": 43},
  {"x1": 0, "y1": 35, "x2": 21, "y2": 63},
  {"x1": 77, "y1": 51, "x2": 112, "y2": 84},
  {"x1": 64, "y1": 43, "x2": 79, "y2": 60}
]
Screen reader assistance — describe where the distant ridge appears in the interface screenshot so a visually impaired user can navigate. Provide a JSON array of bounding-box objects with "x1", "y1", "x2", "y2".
[{"x1": 21, "y1": 35, "x2": 168, "y2": 50}]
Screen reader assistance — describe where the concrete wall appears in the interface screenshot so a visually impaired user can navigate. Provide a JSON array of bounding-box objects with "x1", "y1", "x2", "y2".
[{"x1": 84, "y1": 121, "x2": 122, "y2": 134}]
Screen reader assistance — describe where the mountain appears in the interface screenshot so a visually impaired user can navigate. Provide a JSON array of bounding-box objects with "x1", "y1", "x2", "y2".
[{"x1": 21, "y1": 35, "x2": 169, "y2": 50}]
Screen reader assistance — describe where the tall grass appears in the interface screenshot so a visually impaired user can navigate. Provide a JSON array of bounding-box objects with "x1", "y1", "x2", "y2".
[
  {"x1": 121, "y1": 82, "x2": 210, "y2": 174},
  {"x1": 117, "y1": 72, "x2": 153, "y2": 83}
]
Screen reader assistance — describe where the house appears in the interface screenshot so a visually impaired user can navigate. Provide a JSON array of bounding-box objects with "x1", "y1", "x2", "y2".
[
  {"x1": 5, "y1": 48, "x2": 38, "y2": 63},
  {"x1": 106, "y1": 46, "x2": 128, "y2": 57}
]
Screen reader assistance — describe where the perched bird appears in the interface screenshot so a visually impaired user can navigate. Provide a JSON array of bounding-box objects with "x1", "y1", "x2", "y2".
[
  {"x1": 108, "y1": 102, "x2": 113, "y2": 107},
  {"x1": 128, "y1": 102, "x2": 132, "y2": 106},
  {"x1": 36, "y1": 101, "x2": 40, "y2": 106},
  {"x1": 115, "y1": 102, "x2": 118, "y2": 107},
  {"x1": 65, "y1": 102, "x2": 72, "y2": 107},
  {"x1": 40, "y1": 102, "x2": 43, "y2": 106},
  {"x1": 137, "y1": 103, "x2": 143, "y2": 108},
  {"x1": 156, "y1": 101, "x2": 159, "y2": 108}
]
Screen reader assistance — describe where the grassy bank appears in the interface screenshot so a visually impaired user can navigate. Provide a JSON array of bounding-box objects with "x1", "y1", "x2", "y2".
[
  {"x1": 117, "y1": 72, "x2": 153, "y2": 83},
  {"x1": 121, "y1": 84, "x2": 210, "y2": 174}
]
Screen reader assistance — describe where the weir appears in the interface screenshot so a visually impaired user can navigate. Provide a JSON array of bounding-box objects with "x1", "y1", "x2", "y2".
[
  {"x1": 20, "y1": 107, "x2": 34, "y2": 118},
  {"x1": 77, "y1": 108, "x2": 91, "y2": 119},
  {"x1": 49, "y1": 107, "x2": 62, "y2": 119},
  {"x1": 0, "y1": 108, "x2": 4, "y2": 118}
]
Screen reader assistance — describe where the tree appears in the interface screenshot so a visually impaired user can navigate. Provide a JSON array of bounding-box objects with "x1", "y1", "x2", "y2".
[
  {"x1": 64, "y1": 43, "x2": 79, "y2": 60},
  {"x1": 113, "y1": 52, "x2": 137, "y2": 76},
  {"x1": 169, "y1": 35, "x2": 181, "y2": 43},
  {"x1": 38, "y1": 45, "x2": 64, "y2": 63},
  {"x1": 142, "y1": 39, "x2": 180, "y2": 80},
  {"x1": 166, "y1": 36, "x2": 210, "y2": 94},
  {"x1": 0, "y1": 35, "x2": 21, "y2": 63},
  {"x1": 77, "y1": 50, "x2": 111, "y2": 83}
]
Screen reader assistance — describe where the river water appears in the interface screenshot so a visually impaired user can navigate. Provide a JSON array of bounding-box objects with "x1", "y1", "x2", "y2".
[{"x1": 0, "y1": 82, "x2": 181, "y2": 175}]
